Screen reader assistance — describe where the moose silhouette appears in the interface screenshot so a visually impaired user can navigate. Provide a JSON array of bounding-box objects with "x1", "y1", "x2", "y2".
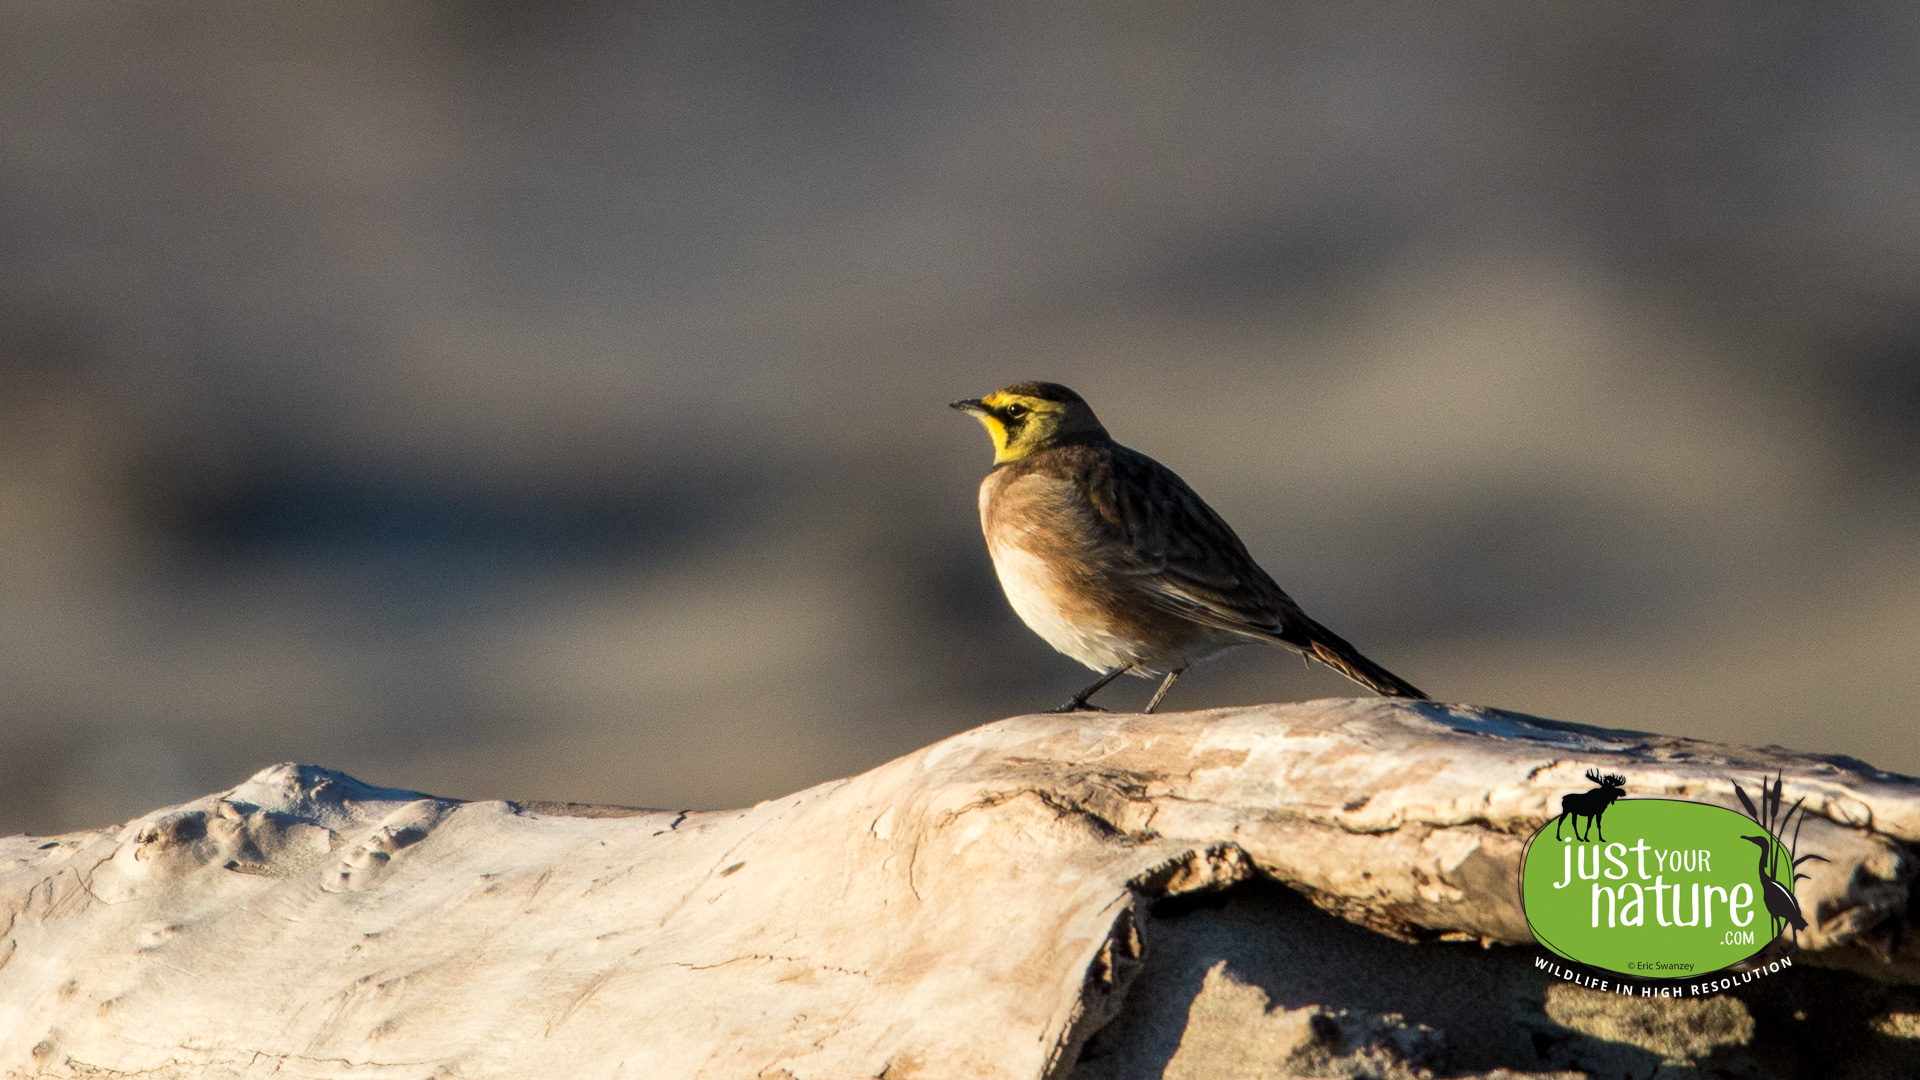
[{"x1": 1553, "y1": 769, "x2": 1627, "y2": 842}]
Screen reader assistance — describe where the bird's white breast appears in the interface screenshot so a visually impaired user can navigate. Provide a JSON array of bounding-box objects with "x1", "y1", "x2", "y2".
[
  {"x1": 987, "y1": 542, "x2": 1137, "y2": 672},
  {"x1": 979, "y1": 473, "x2": 1142, "y2": 673}
]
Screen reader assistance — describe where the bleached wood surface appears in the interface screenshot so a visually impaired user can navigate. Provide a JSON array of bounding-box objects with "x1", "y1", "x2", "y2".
[{"x1": 2, "y1": 698, "x2": 1916, "y2": 1079}]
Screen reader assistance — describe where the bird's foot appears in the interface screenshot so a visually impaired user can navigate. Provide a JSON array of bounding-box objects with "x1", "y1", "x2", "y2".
[{"x1": 1046, "y1": 701, "x2": 1109, "y2": 714}]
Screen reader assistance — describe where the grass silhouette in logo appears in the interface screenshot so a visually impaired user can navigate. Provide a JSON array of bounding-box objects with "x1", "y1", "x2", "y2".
[
  {"x1": 1734, "y1": 771, "x2": 1828, "y2": 951},
  {"x1": 1552, "y1": 768, "x2": 1626, "y2": 842}
]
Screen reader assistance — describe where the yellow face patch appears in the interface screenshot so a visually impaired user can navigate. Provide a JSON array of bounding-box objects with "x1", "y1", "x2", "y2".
[
  {"x1": 974, "y1": 393, "x2": 1058, "y2": 463},
  {"x1": 955, "y1": 385, "x2": 1100, "y2": 465},
  {"x1": 972, "y1": 411, "x2": 1012, "y2": 455}
]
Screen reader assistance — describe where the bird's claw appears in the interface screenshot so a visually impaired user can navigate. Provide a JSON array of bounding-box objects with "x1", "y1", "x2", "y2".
[{"x1": 1046, "y1": 701, "x2": 1109, "y2": 714}]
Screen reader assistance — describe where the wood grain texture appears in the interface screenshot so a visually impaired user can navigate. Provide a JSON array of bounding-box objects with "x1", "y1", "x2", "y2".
[{"x1": 2, "y1": 699, "x2": 1915, "y2": 1078}]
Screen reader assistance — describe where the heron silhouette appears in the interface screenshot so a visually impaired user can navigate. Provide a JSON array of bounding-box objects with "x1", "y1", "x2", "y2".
[{"x1": 1741, "y1": 834, "x2": 1807, "y2": 948}]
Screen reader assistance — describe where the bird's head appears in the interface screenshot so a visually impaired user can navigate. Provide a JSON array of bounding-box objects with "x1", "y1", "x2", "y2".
[{"x1": 950, "y1": 381, "x2": 1109, "y2": 464}]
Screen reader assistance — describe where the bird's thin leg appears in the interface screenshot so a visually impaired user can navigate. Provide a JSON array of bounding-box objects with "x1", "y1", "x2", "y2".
[
  {"x1": 1048, "y1": 666, "x2": 1131, "y2": 713},
  {"x1": 1143, "y1": 668, "x2": 1186, "y2": 714}
]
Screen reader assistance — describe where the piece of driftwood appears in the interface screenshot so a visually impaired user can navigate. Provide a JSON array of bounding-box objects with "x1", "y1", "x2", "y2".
[{"x1": 2, "y1": 698, "x2": 1916, "y2": 1078}]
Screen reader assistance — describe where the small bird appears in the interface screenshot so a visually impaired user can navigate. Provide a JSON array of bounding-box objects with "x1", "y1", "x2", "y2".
[{"x1": 951, "y1": 381, "x2": 1427, "y2": 713}]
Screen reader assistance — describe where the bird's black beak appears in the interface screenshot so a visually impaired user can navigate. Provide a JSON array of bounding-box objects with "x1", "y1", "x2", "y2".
[{"x1": 950, "y1": 398, "x2": 987, "y2": 416}]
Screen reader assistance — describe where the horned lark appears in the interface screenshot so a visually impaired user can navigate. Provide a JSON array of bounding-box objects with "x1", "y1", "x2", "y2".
[{"x1": 952, "y1": 381, "x2": 1426, "y2": 713}]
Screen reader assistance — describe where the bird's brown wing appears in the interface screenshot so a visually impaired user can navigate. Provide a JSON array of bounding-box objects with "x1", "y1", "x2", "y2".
[
  {"x1": 1080, "y1": 444, "x2": 1302, "y2": 639},
  {"x1": 1078, "y1": 443, "x2": 1428, "y2": 699}
]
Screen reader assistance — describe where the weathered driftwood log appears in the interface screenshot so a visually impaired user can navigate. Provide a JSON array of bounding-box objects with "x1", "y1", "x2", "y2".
[{"x1": 2, "y1": 698, "x2": 1917, "y2": 1079}]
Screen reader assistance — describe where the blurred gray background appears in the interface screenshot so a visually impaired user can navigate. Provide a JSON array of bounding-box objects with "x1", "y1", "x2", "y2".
[{"x1": 4, "y1": 3, "x2": 1918, "y2": 836}]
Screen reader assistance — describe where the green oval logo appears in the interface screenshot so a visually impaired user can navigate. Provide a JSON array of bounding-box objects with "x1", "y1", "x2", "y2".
[{"x1": 1521, "y1": 798, "x2": 1798, "y2": 979}]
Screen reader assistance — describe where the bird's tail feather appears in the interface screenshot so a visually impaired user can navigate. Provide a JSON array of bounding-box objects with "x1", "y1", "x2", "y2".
[{"x1": 1290, "y1": 619, "x2": 1428, "y2": 699}]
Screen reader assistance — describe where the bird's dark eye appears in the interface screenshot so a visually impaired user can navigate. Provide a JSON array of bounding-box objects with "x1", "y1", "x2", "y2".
[{"x1": 1003, "y1": 403, "x2": 1028, "y2": 419}]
